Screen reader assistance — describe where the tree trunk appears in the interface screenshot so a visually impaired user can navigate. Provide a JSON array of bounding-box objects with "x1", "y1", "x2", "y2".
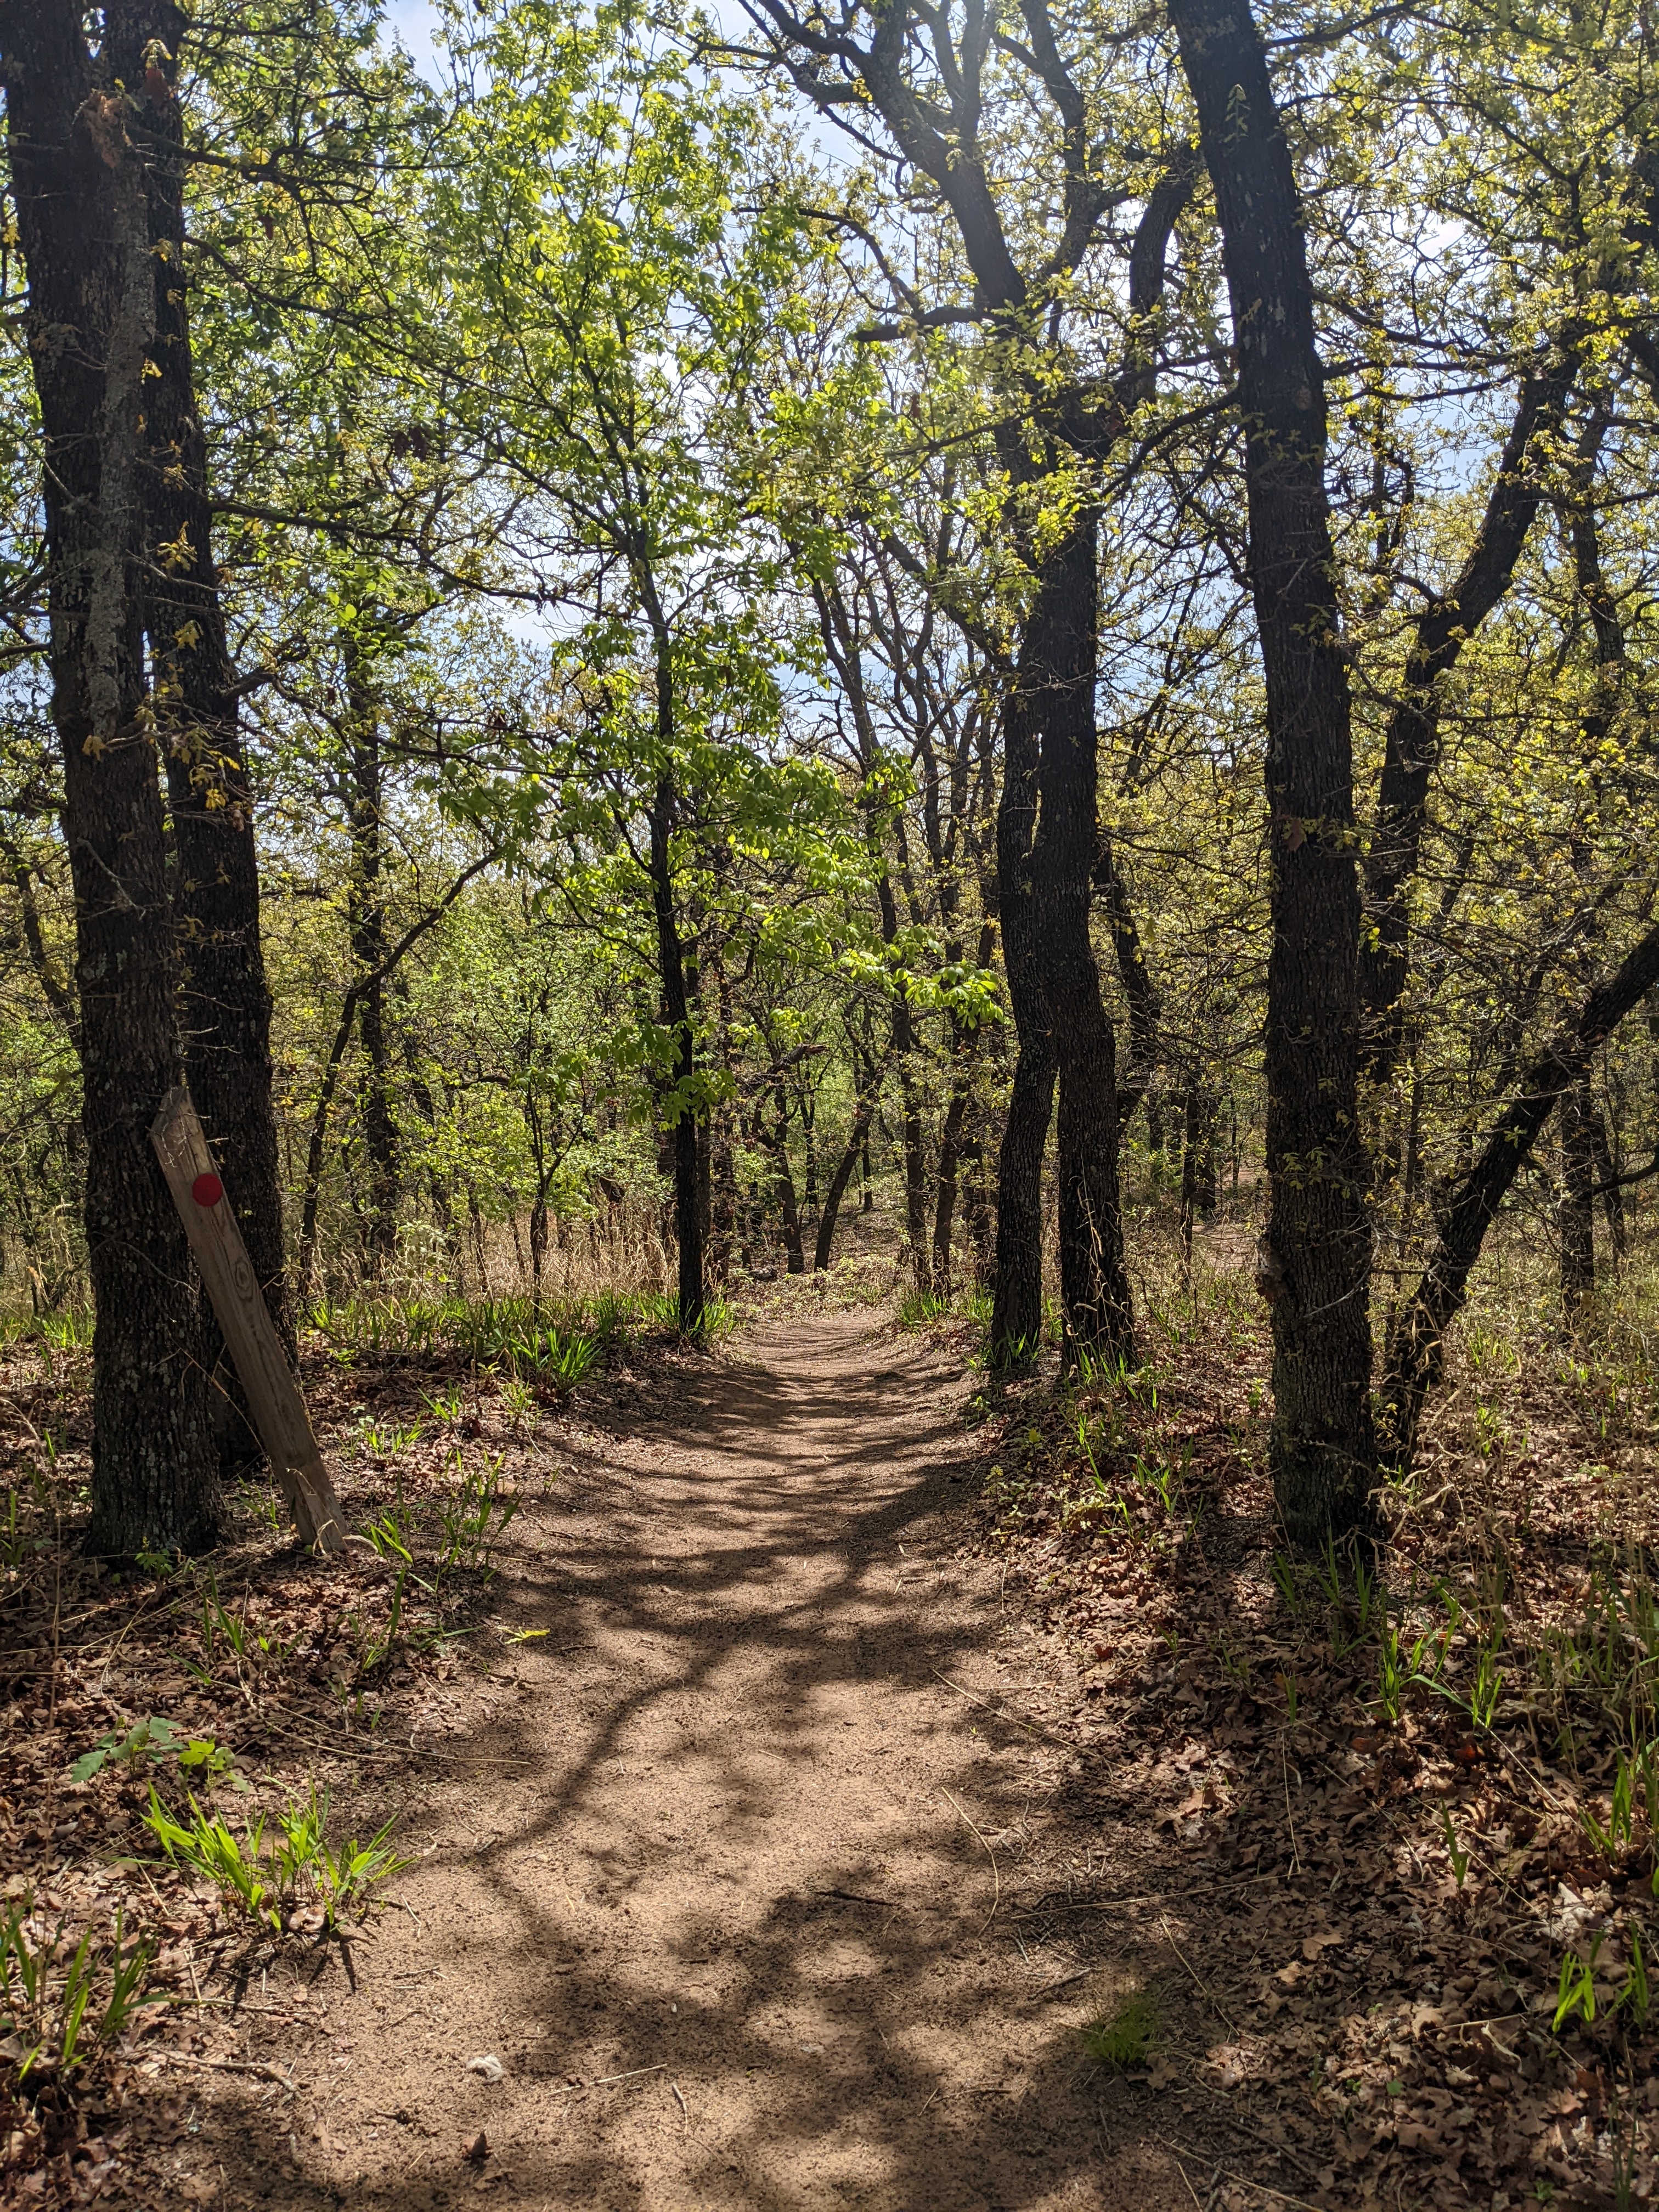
[
  {"x1": 1559, "y1": 1078, "x2": 1596, "y2": 1324},
  {"x1": 110, "y1": 1, "x2": 287, "y2": 1361},
  {"x1": 991, "y1": 1034, "x2": 1056, "y2": 1363},
  {"x1": 814, "y1": 1090, "x2": 876, "y2": 1272},
  {"x1": 1032, "y1": 515, "x2": 1134, "y2": 1365},
  {"x1": 646, "y1": 759, "x2": 704, "y2": 1333},
  {"x1": 769, "y1": 1085, "x2": 806, "y2": 1273},
  {"x1": 990, "y1": 641, "x2": 1049, "y2": 1365},
  {"x1": 929, "y1": 1042, "x2": 973, "y2": 1299},
  {"x1": 1171, "y1": 0, "x2": 1376, "y2": 1548},
  {"x1": 1180, "y1": 1084, "x2": 1217, "y2": 1259},
  {"x1": 3, "y1": 12, "x2": 220, "y2": 1552},
  {"x1": 342, "y1": 638, "x2": 398, "y2": 1273}
]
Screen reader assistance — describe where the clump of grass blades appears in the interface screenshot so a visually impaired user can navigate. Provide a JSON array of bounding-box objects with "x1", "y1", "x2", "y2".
[
  {"x1": 143, "y1": 1785, "x2": 411, "y2": 1934},
  {"x1": 899, "y1": 1284, "x2": 991, "y2": 1328},
  {"x1": 0, "y1": 1900, "x2": 163, "y2": 2075},
  {"x1": 1080, "y1": 1991, "x2": 1156, "y2": 2068},
  {"x1": 307, "y1": 1288, "x2": 714, "y2": 1371}
]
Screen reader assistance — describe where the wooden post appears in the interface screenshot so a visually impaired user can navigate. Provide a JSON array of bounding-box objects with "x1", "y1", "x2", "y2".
[{"x1": 150, "y1": 1087, "x2": 346, "y2": 1554}]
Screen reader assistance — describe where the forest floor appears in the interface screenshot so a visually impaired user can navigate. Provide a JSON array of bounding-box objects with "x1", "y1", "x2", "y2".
[{"x1": 2, "y1": 1238, "x2": 1658, "y2": 2210}]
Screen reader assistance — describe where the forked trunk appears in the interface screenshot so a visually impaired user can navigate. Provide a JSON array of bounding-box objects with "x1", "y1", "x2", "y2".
[
  {"x1": 112, "y1": 1, "x2": 287, "y2": 1364},
  {"x1": 3, "y1": 13, "x2": 220, "y2": 1552}
]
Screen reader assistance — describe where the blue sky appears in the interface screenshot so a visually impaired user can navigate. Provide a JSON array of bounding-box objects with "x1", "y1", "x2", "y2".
[{"x1": 384, "y1": 0, "x2": 442, "y2": 82}]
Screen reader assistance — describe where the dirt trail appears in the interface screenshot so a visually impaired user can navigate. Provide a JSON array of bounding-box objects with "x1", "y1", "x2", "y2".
[{"x1": 258, "y1": 1314, "x2": 1183, "y2": 2210}]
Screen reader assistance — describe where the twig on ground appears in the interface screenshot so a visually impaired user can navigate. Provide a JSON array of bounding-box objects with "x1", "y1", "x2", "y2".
[
  {"x1": 1280, "y1": 1739, "x2": 1301, "y2": 1875},
  {"x1": 938, "y1": 1785, "x2": 1001, "y2": 1932},
  {"x1": 141, "y1": 2051, "x2": 298, "y2": 2092},
  {"x1": 1020, "y1": 1965, "x2": 1097, "y2": 2003},
  {"x1": 1160, "y1": 1916, "x2": 1237, "y2": 2033},
  {"x1": 930, "y1": 1667, "x2": 1072, "y2": 1747}
]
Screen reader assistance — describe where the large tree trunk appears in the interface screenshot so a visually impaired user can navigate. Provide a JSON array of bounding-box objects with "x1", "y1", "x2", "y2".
[
  {"x1": 814, "y1": 1084, "x2": 876, "y2": 1272},
  {"x1": 989, "y1": 645, "x2": 1050, "y2": 1365},
  {"x1": 342, "y1": 640, "x2": 399, "y2": 1273},
  {"x1": 1559, "y1": 1077, "x2": 1597, "y2": 1324},
  {"x1": 1171, "y1": 0, "x2": 1376, "y2": 1548},
  {"x1": 1032, "y1": 514, "x2": 1133, "y2": 1365},
  {"x1": 110, "y1": 0, "x2": 287, "y2": 1362},
  {"x1": 929, "y1": 1035, "x2": 974, "y2": 1299},
  {"x1": 991, "y1": 1040, "x2": 1055, "y2": 1363},
  {"x1": 647, "y1": 763, "x2": 705, "y2": 1332},
  {"x1": 3, "y1": 12, "x2": 220, "y2": 1553}
]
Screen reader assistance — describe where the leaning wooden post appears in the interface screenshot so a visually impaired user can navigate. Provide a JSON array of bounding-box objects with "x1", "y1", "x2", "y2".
[{"x1": 151, "y1": 1087, "x2": 346, "y2": 1555}]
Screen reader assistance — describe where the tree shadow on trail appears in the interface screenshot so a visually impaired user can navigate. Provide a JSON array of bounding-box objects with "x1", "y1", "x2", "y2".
[{"x1": 149, "y1": 1317, "x2": 1188, "y2": 2212}]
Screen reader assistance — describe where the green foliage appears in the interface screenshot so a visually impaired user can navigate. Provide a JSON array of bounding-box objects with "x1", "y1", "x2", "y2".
[
  {"x1": 69, "y1": 1715, "x2": 243, "y2": 1792},
  {"x1": 1080, "y1": 1993, "x2": 1157, "y2": 2069},
  {"x1": 0, "y1": 1903, "x2": 162, "y2": 2075},
  {"x1": 142, "y1": 1785, "x2": 410, "y2": 1934},
  {"x1": 437, "y1": 1452, "x2": 521, "y2": 1577}
]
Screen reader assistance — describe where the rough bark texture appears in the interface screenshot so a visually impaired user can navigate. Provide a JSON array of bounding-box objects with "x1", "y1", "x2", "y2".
[
  {"x1": 1559, "y1": 1079, "x2": 1597, "y2": 1322},
  {"x1": 343, "y1": 643, "x2": 398, "y2": 1273},
  {"x1": 1171, "y1": 0, "x2": 1376, "y2": 1546},
  {"x1": 814, "y1": 1085, "x2": 876, "y2": 1273},
  {"x1": 989, "y1": 662, "x2": 1049, "y2": 1365},
  {"x1": 1031, "y1": 515, "x2": 1133, "y2": 1363},
  {"x1": 647, "y1": 761, "x2": 704, "y2": 1332},
  {"x1": 106, "y1": 0, "x2": 287, "y2": 1354},
  {"x1": 3, "y1": 5, "x2": 221, "y2": 1552}
]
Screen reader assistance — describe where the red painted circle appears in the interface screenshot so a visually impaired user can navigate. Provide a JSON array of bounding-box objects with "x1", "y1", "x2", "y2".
[{"x1": 191, "y1": 1172, "x2": 224, "y2": 1209}]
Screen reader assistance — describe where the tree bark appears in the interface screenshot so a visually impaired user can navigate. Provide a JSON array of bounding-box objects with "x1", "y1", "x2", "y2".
[
  {"x1": 991, "y1": 1036, "x2": 1056, "y2": 1364},
  {"x1": 109, "y1": 0, "x2": 287, "y2": 1356},
  {"x1": 1559, "y1": 1078, "x2": 1596, "y2": 1323},
  {"x1": 647, "y1": 761, "x2": 705, "y2": 1331},
  {"x1": 989, "y1": 640, "x2": 1048, "y2": 1364},
  {"x1": 814, "y1": 1082, "x2": 876, "y2": 1272},
  {"x1": 1171, "y1": 0, "x2": 1376, "y2": 1547},
  {"x1": 1032, "y1": 513, "x2": 1133, "y2": 1364},
  {"x1": 765, "y1": 1084, "x2": 806, "y2": 1273},
  {"x1": 2, "y1": 9, "x2": 221, "y2": 1552},
  {"x1": 342, "y1": 637, "x2": 398, "y2": 1273}
]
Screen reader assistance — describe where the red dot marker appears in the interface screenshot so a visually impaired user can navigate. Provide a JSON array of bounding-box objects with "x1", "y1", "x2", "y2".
[{"x1": 191, "y1": 1172, "x2": 223, "y2": 1209}]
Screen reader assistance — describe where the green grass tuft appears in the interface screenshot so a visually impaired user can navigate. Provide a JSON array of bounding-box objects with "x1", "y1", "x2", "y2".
[{"x1": 1080, "y1": 1991, "x2": 1156, "y2": 2068}]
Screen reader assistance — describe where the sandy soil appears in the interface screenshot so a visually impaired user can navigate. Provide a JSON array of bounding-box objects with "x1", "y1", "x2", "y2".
[{"x1": 215, "y1": 1314, "x2": 1184, "y2": 2211}]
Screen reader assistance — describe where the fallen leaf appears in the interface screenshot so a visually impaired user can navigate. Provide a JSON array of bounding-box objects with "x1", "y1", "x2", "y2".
[{"x1": 463, "y1": 2130, "x2": 488, "y2": 2164}]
